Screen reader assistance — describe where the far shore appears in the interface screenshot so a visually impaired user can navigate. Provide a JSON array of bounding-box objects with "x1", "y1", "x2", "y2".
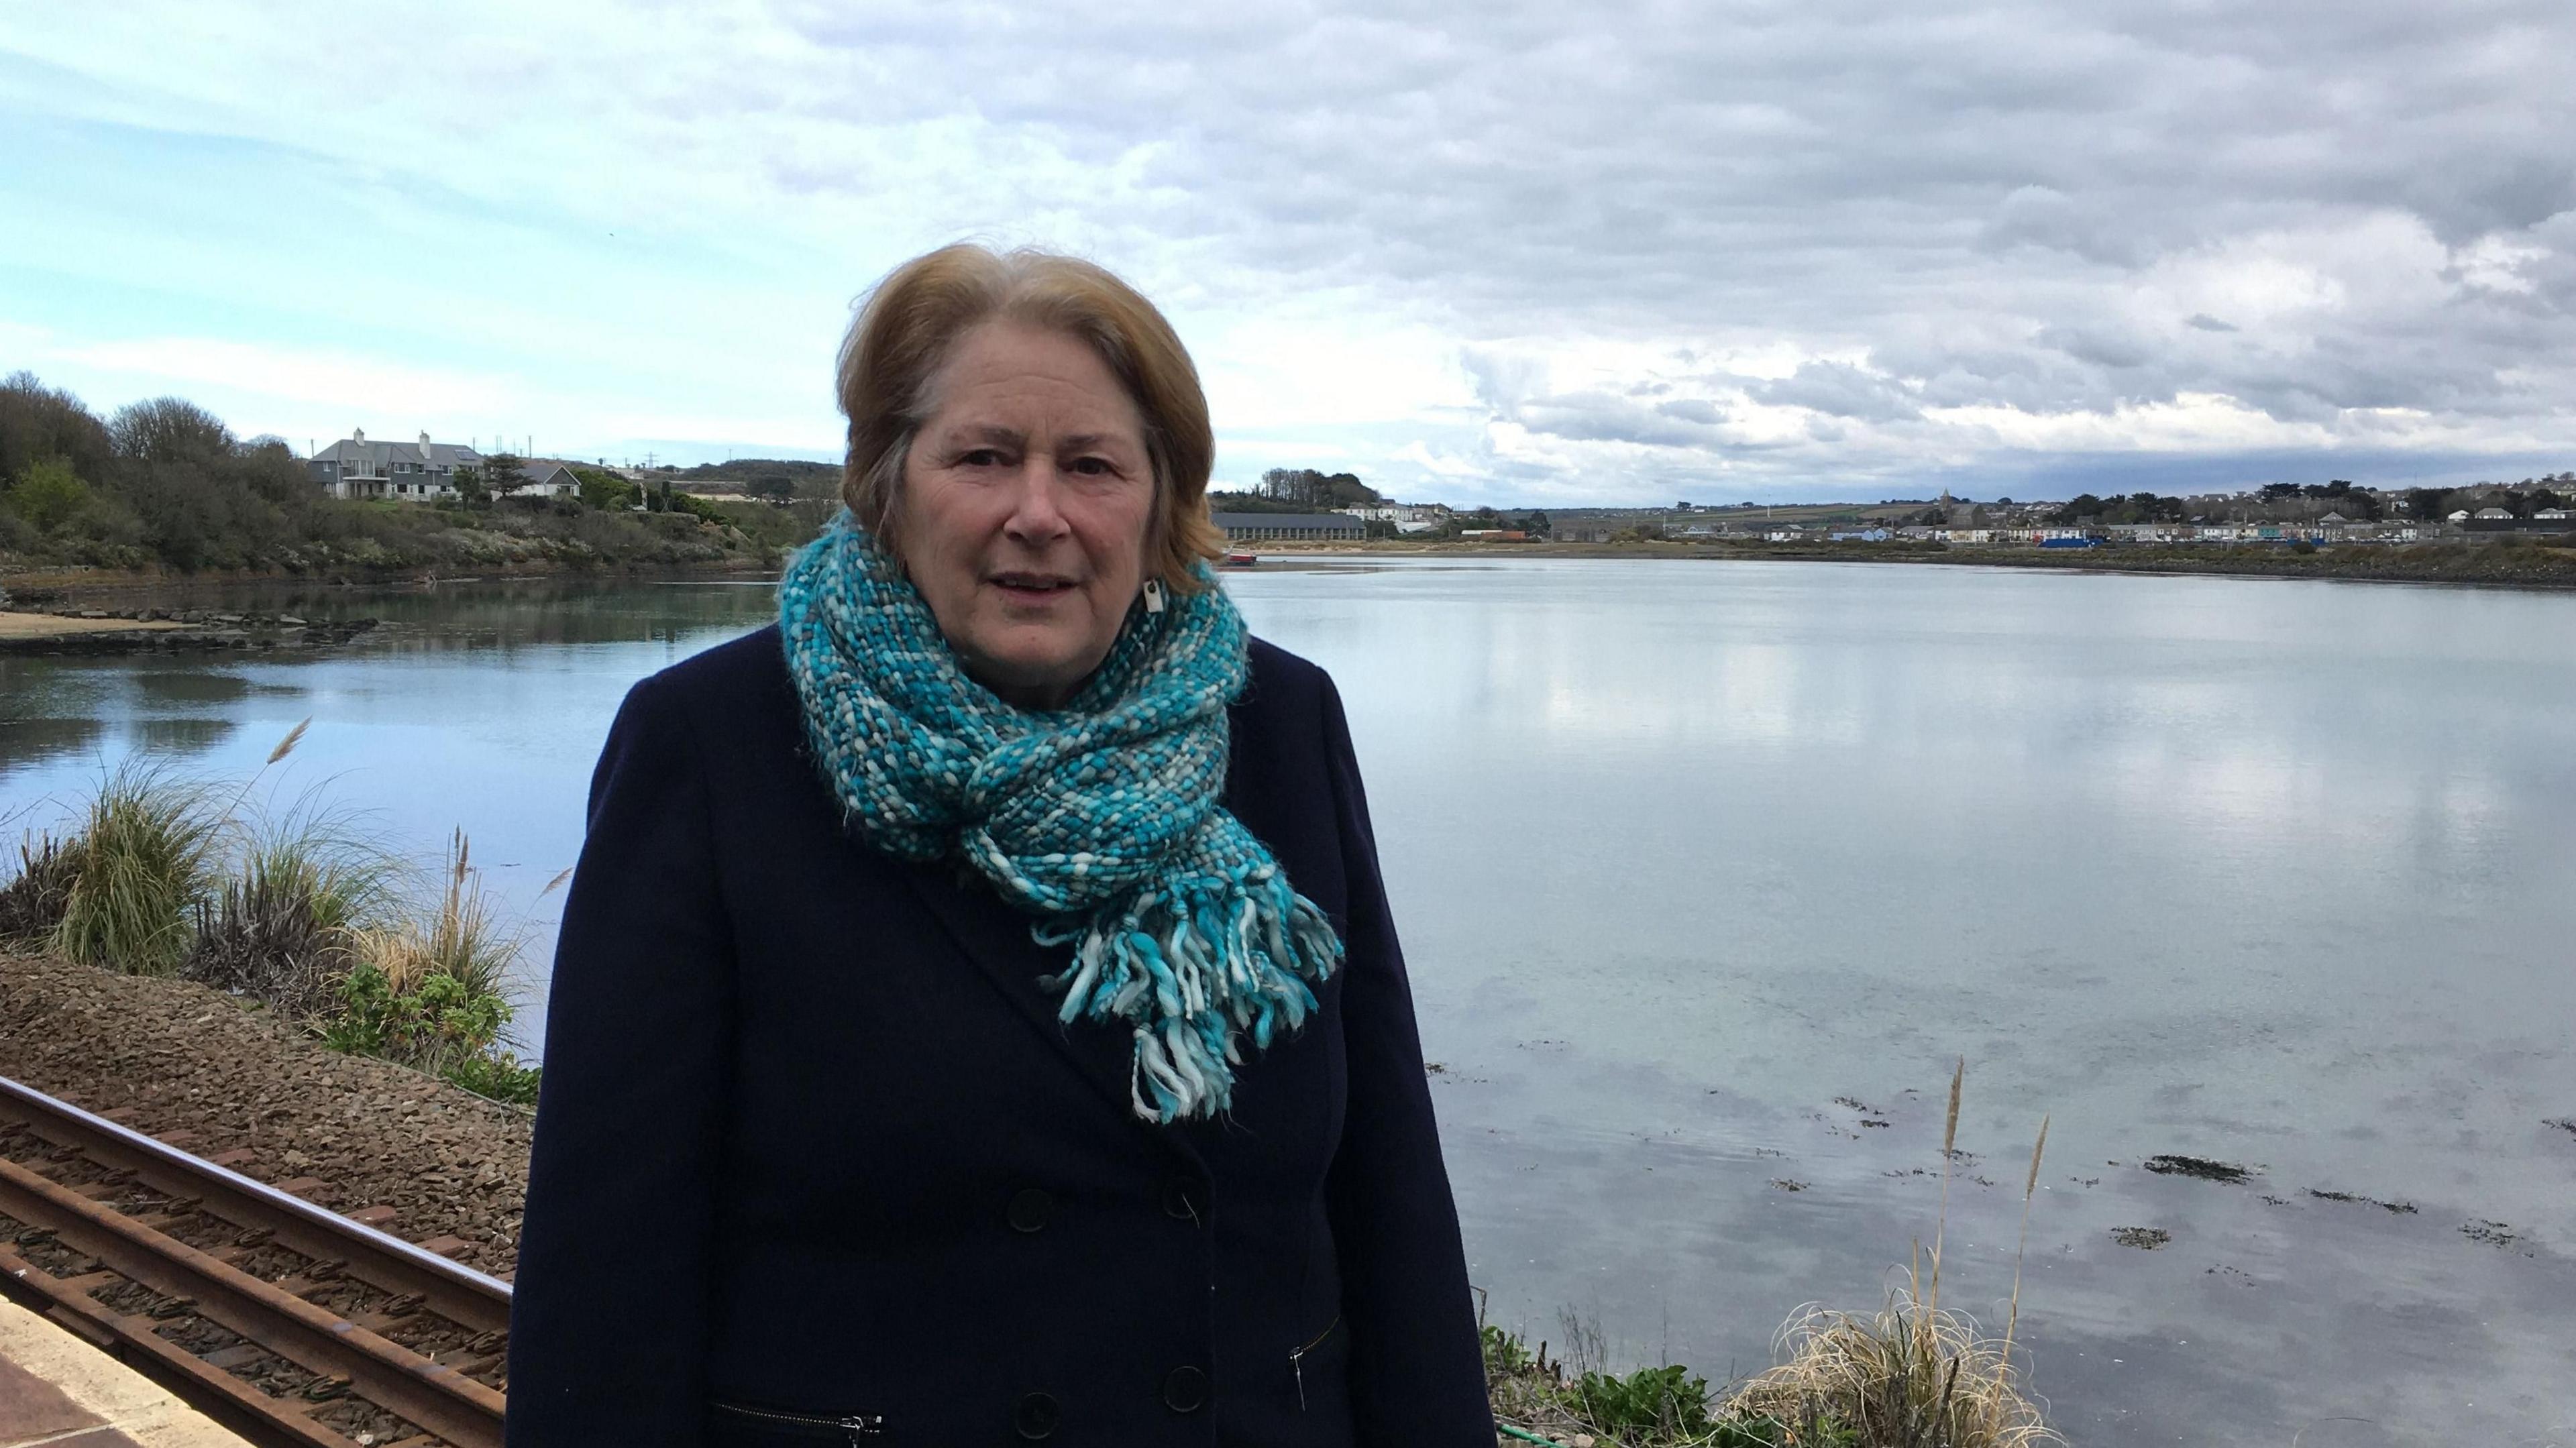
[
  {"x1": 13, "y1": 534, "x2": 2576, "y2": 602},
  {"x1": 1248, "y1": 537, "x2": 2576, "y2": 590}
]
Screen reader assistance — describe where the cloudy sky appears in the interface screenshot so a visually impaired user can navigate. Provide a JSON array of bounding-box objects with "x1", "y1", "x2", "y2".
[{"x1": 5, "y1": 2, "x2": 2572, "y2": 504}]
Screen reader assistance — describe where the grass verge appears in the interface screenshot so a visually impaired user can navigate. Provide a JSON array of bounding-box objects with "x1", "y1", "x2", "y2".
[{"x1": 3, "y1": 738, "x2": 546, "y2": 1107}]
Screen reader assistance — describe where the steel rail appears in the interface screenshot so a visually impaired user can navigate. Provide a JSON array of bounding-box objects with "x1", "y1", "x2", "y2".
[
  {"x1": 1, "y1": 1241, "x2": 354, "y2": 1448},
  {"x1": 0, "y1": 1072, "x2": 511, "y2": 1334},
  {"x1": 0, "y1": 1073, "x2": 513, "y2": 1446}
]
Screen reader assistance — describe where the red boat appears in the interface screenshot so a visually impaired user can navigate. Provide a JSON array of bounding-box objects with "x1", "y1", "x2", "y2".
[{"x1": 1220, "y1": 552, "x2": 1258, "y2": 568}]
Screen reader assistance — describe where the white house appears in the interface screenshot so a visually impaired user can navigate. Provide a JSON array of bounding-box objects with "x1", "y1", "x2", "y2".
[
  {"x1": 307, "y1": 431, "x2": 582, "y2": 502},
  {"x1": 309, "y1": 429, "x2": 480, "y2": 500}
]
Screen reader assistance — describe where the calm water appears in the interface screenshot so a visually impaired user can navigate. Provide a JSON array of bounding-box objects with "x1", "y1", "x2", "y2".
[{"x1": 5, "y1": 558, "x2": 2572, "y2": 1443}]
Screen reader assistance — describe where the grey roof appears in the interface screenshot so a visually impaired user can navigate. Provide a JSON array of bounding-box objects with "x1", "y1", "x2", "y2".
[
  {"x1": 314, "y1": 433, "x2": 482, "y2": 468},
  {"x1": 1210, "y1": 512, "x2": 1364, "y2": 531}
]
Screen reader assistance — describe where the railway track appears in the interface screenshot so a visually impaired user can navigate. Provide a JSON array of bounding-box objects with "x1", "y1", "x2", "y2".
[{"x1": 0, "y1": 1073, "x2": 511, "y2": 1447}]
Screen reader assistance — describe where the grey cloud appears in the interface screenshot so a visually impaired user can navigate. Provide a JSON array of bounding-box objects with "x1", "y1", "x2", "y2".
[
  {"x1": 1751, "y1": 363, "x2": 1922, "y2": 422},
  {"x1": 62, "y1": 0, "x2": 2576, "y2": 501},
  {"x1": 764, "y1": 1, "x2": 2572, "y2": 459}
]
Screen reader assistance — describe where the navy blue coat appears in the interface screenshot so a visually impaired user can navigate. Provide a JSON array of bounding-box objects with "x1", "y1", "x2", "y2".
[{"x1": 504, "y1": 624, "x2": 1491, "y2": 1446}]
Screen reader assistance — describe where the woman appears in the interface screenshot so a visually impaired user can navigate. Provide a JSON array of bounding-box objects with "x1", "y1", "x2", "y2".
[{"x1": 504, "y1": 244, "x2": 1491, "y2": 1445}]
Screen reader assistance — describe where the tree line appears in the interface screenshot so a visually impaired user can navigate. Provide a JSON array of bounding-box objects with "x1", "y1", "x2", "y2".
[{"x1": 0, "y1": 371, "x2": 799, "y2": 575}]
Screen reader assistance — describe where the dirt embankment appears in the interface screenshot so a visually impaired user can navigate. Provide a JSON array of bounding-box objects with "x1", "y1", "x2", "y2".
[{"x1": 0, "y1": 947, "x2": 531, "y2": 1278}]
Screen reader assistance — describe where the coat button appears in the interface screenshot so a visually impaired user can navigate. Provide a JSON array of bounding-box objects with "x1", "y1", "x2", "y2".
[
  {"x1": 1006, "y1": 1188, "x2": 1053, "y2": 1233},
  {"x1": 1161, "y1": 1178, "x2": 1202, "y2": 1223},
  {"x1": 1013, "y1": 1390, "x2": 1061, "y2": 1439},
  {"x1": 1161, "y1": 1364, "x2": 1208, "y2": 1413}
]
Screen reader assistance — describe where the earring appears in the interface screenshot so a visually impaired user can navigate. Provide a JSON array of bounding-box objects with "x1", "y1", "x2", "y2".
[{"x1": 1142, "y1": 579, "x2": 1167, "y2": 614}]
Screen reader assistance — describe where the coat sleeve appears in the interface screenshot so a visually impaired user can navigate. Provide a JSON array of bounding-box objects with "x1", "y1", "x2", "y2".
[
  {"x1": 1316, "y1": 673, "x2": 1493, "y2": 1445},
  {"x1": 506, "y1": 674, "x2": 735, "y2": 1446}
]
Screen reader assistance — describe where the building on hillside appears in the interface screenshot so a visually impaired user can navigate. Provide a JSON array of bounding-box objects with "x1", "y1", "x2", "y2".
[
  {"x1": 506, "y1": 461, "x2": 583, "y2": 499},
  {"x1": 1212, "y1": 512, "x2": 1364, "y2": 542},
  {"x1": 310, "y1": 429, "x2": 482, "y2": 500}
]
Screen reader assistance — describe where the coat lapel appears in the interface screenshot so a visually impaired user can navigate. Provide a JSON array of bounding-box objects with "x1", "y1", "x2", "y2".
[{"x1": 885, "y1": 855, "x2": 1203, "y2": 1164}]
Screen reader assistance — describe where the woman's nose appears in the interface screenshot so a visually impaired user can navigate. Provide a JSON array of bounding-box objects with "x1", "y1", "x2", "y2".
[{"x1": 1004, "y1": 461, "x2": 1072, "y2": 542}]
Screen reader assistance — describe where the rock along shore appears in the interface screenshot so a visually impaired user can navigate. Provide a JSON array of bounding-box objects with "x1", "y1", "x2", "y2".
[{"x1": 0, "y1": 605, "x2": 379, "y2": 656}]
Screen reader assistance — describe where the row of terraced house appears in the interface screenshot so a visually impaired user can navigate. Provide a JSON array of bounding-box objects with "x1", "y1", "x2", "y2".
[{"x1": 307, "y1": 429, "x2": 583, "y2": 502}]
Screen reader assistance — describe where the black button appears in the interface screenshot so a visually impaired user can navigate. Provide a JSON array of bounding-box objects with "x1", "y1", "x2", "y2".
[
  {"x1": 1161, "y1": 1364, "x2": 1208, "y2": 1413},
  {"x1": 1006, "y1": 1188, "x2": 1053, "y2": 1233},
  {"x1": 1161, "y1": 1178, "x2": 1202, "y2": 1223},
  {"x1": 1014, "y1": 1390, "x2": 1061, "y2": 1439}
]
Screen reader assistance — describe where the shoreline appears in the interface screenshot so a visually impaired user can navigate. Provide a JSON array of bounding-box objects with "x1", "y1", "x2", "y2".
[{"x1": 1256, "y1": 538, "x2": 2576, "y2": 590}]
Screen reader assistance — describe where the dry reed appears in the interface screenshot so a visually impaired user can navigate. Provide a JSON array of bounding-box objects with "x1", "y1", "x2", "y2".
[{"x1": 1732, "y1": 1294, "x2": 2062, "y2": 1448}]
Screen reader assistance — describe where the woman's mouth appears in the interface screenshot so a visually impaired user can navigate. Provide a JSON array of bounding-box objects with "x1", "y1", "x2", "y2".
[{"x1": 989, "y1": 571, "x2": 1078, "y2": 602}]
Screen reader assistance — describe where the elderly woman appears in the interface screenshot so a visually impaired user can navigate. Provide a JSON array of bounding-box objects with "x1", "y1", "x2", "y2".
[{"x1": 504, "y1": 244, "x2": 1490, "y2": 1445}]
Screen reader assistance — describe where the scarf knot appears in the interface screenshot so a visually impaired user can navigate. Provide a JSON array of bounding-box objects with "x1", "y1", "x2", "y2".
[{"x1": 778, "y1": 512, "x2": 1342, "y2": 1123}]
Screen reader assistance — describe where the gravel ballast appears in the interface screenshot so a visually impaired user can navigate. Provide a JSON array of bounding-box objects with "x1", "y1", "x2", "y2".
[{"x1": 0, "y1": 946, "x2": 531, "y2": 1278}]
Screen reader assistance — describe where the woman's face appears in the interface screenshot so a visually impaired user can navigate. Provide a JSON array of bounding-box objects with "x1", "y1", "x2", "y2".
[{"x1": 898, "y1": 321, "x2": 1157, "y2": 710}]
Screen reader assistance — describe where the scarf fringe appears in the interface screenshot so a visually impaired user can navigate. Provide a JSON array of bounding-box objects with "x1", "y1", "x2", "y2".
[{"x1": 1038, "y1": 866, "x2": 1343, "y2": 1123}]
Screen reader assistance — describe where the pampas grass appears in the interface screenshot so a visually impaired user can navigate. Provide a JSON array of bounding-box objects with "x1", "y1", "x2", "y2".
[
  {"x1": 52, "y1": 763, "x2": 221, "y2": 974},
  {"x1": 2002, "y1": 1116, "x2": 2049, "y2": 1366},
  {"x1": 345, "y1": 828, "x2": 524, "y2": 1001}
]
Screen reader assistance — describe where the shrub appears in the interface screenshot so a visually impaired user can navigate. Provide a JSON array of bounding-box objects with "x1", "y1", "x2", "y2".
[
  {"x1": 4, "y1": 457, "x2": 91, "y2": 532},
  {"x1": 441, "y1": 1050, "x2": 542, "y2": 1107},
  {"x1": 1575, "y1": 1363, "x2": 1714, "y2": 1439},
  {"x1": 184, "y1": 869, "x2": 357, "y2": 1021},
  {"x1": 318, "y1": 961, "x2": 510, "y2": 1071}
]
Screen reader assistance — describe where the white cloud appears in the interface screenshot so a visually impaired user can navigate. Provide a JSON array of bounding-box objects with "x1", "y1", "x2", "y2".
[{"x1": 59, "y1": 337, "x2": 512, "y2": 417}]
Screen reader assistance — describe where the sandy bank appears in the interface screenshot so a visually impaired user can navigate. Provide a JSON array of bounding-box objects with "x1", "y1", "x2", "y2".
[{"x1": 0, "y1": 611, "x2": 193, "y2": 639}]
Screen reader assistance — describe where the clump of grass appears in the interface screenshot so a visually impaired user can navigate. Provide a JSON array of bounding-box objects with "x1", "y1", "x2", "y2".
[
  {"x1": 0, "y1": 835, "x2": 83, "y2": 942},
  {"x1": 345, "y1": 829, "x2": 521, "y2": 1001},
  {"x1": 52, "y1": 764, "x2": 221, "y2": 974},
  {"x1": 1730, "y1": 1294, "x2": 2060, "y2": 1448},
  {"x1": 182, "y1": 790, "x2": 398, "y2": 1020}
]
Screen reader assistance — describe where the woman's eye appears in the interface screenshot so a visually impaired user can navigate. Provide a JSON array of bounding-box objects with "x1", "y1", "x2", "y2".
[
  {"x1": 1070, "y1": 456, "x2": 1116, "y2": 476},
  {"x1": 959, "y1": 449, "x2": 1005, "y2": 467}
]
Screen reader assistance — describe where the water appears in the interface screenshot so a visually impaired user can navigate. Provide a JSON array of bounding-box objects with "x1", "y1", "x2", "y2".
[{"x1": 4, "y1": 558, "x2": 2571, "y2": 1442}]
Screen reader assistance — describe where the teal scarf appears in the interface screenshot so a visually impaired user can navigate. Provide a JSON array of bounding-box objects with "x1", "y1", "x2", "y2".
[{"x1": 777, "y1": 512, "x2": 1342, "y2": 1123}]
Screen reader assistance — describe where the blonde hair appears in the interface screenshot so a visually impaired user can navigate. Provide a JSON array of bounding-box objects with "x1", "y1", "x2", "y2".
[{"x1": 836, "y1": 243, "x2": 1226, "y2": 592}]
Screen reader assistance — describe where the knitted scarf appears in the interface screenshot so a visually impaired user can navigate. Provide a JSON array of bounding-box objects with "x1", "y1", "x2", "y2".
[{"x1": 777, "y1": 511, "x2": 1343, "y2": 1123}]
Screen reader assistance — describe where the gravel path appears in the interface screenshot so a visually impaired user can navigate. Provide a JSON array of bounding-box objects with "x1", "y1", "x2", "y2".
[{"x1": 0, "y1": 946, "x2": 531, "y2": 1278}]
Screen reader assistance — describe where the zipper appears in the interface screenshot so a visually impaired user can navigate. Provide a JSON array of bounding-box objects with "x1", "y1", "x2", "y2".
[
  {"x1": 1288, "y1": 1313, "x2": 1343, "y2": 1410},
  {"x1": 708, "y1": 1397, "x2": 884, "y2": 1443}
]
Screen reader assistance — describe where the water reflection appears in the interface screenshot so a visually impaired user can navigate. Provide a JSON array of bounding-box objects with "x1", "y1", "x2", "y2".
[{"x1": 2, "y1": 559, "x2": 2571, "y2": 1443}]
